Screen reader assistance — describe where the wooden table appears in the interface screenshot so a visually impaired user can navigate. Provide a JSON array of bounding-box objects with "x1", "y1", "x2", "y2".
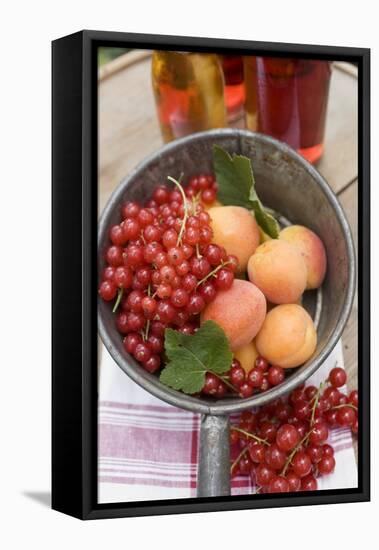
[{"x1": 99, "y1": 51, "x2": 358, "y2": 410}]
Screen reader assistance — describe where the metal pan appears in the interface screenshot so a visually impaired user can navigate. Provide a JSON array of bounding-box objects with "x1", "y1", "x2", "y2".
[{"x1": 98, "y1": 129, "x2": 355, "y2": 498}]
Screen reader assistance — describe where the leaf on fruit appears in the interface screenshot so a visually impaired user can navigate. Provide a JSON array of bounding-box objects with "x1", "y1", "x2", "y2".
[
  {"x1": 212, "y1": 145, "x2": 280, "y2": 239},
  {"x1": 159, "y1": 320, "x2": 233, "y2": 395},
  {"x1": 248, "y1": 186, "x2": 280, "y2": 239}
]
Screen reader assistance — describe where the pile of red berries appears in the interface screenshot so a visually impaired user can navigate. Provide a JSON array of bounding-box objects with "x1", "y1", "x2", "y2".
[
  {"x1": 230, "y1": 367, "x2": 358, "y2": 493},
  {"x1": 98, "y1": 174, "x2": 237, "y2": 376},
  {"x1": 202, "y1": 356, "x2": 285, "y2": 399}
]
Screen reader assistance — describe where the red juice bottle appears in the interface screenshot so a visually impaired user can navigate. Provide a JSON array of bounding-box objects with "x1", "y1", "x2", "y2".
[
  {"x1": 220, "y1": 55, "x2": 245, "y2": 125},
  {"x1": 244, "y1": 57, "x2": 332, "y2": 163}
]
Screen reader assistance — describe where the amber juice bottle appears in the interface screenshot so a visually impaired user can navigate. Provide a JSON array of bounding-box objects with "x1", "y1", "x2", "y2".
[
  {"x1": 152, "y1": 51, "x2": 227, "y2": 142},
  {"x1": 244, "y1": 56, "x2": 331, "y2": 163}
]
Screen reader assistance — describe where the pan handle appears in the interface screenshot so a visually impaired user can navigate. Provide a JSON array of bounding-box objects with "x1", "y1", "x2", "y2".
[{"x1": 197, "y1": 414, "x2": 230, "y2": 497}]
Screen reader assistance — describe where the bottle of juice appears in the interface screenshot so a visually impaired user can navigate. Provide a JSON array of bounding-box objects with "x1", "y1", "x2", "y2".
[
  {"x1": 152, "y1": 51, "x2": 227, "y2": 142},
  {"x1": 244, "y1": 56, "x2": 331, "y2": 163},
  {"x1": 220, "y1": 55, "x2": 245, "y2": 125}
]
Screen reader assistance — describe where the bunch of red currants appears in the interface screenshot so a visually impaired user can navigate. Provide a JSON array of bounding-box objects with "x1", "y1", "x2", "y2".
[
  {"x1": 230, "y1": 366, "x2": 358, "y2": 493},
  {"x1": 202, "y1": 356, "x2": 286, "y2": 399},
  {"x1": 98, "y1": 174, "x2": 237, "y2": 375}
]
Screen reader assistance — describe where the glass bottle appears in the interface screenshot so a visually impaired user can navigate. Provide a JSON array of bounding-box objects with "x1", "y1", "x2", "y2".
[
  {"x1": 220, "y1": 55, "x2": 245, "y2": 125},
  {"x1": 152, "y1": 51, "x2": 227, "y2": 142},
  {"x1": 244, "y1": 56, "x2": 332, "y2": 163}
]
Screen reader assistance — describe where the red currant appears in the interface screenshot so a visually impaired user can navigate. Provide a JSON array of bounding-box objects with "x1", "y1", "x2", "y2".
[
  {"x1": 171, "y1": 288, "x2": 189, "y2": 308},
  {"x1": 106, "y1": 245, "x2": 123, "y2": 267},
  {"x1": 109, "y1": 224, "x2": 126, "y2": 246},
  {"x1": 292, "y1": 451, "x2": 312, "y2": 477},
  {"x1": 152, "y1": 185, "x2": 170, "y2": 205},
  {"x1": 141, "y1": 296, "x2": 157, "y2": 319},
  {"x1": 309, "y1": 421, "x2": 329, "y2": 445},
  {"x1": 336, "y1": 406, "x2": 356, "y2": 427},
  {"x1": 268, "y1": 476, "x2": 290, "y2": 493},
  {"x1": 123, "y1": 218, "x2": 141, "y2": 240},
  {"x1": 256, "y1": 464, "x2": 275, "y2": 486},
  {"x1": 150, "y1": 320, "x2": 166, "y2": 337},
  {"x1": 255, "y1": 356, "x2": 269, "y2": 371},
  {"x1": 127, "y1": 290, "x2": 144, "y2": 313},
  {"x1": 239, "y1": 383, "x2": 254, "y2": 398},
  {"x1": 198, "y1": 281, "x2": 217, "y2": 304},
  {"x1": 265, "y1": 444, "x2": 286, "y2": 471},
  {"x1": 167, "y1": 246, "x2": 185, "y2": 266},
  {"x1": 144, "y1": 355, "x2": 161, "y2": 373},
  {"x1": 102, "y1": 266, "x2": 115, "y2": 281},
  {"x1": 121, "y1": 201, "x2": 140, "y2": 219},
  {"x1": 247, "y1": 368, "x2": 264, "y2": 388},
  {"x1": 306, "y1": 444, "x2": 323, "y2": 464},
  {"x1": 138, "y1": 208, "x2": 154, "y2": 227},
  {"x1": 215, "y1": 268, "x2": 234, "y2": 290},
  {"x1": 348, "y1": 390, "x2": 358, "y2": 407},
  {"x1": 201, "y1": 188, "x2": 216, "y2": 204},
  {"x1": 183, "y1": 227, "x2": 200, "y2": 246},
  {"x1": 115, "y1": 311, "x2": 130, "y2": 334},
  {"x1": 114, "y1": 266, "x2": 133, "y2": 289},
  {"x1": 286, "y1": 472, "x2": 301, "y2": 492},
  {"x1": 157, "y1": 300, "x2": 176, "y2": 323},
  {"x1": 259, "y1": 421, "x2": 277, "y2": 443},
  {"x1": 267, "y1": 365, "x2": 285, "y2": 386},
  {"x1": 248, "y1": 441, "x2": 266, "y2": 464},
  {"x1": 318, "y1": 455, "x2": 335, "y2": 475},
  {"x1": 276, "y1": 424, "x2": 299, "y2": 452},
  {"x1": 187, "y1": 293, "x2": 205, "y2": 315},
  {"x1": 123, "y1": 332, "x2": 142, "y2": 354},
  {"x1": 329, "y1": 367, "x2": 347, "y2": 388},
  {"x1": 99, "y1": 280, "x2": 117, "y2": 301},
  {"x1": 301, "y1": 475, "x2": 318, "y2": 491},
  {"x1": 229, "y1": 364, "x2": 246, "y2": 387}
]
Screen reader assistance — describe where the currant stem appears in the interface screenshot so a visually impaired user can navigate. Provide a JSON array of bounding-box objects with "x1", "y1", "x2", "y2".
[
  {"x1": 309, "y1": 381, "x2": 325, "y2": 428},
  {"x1": 143, "y1": 320, "x2": 150, "y2": 342},
  {"x1": 191, "y1": 193, "x2": 202, "y2": 215},
  {"x1": 112, "y1": 287, "x2": 124, "y2": 313},
  {"x1": 332, "y1": 403, "x2": 358, "y2": 411},
  {"x1": 142, "y1": 285, "x2": 152, "y2": 341},
  {"x1": 280, "y1": 430, "x2": 312, "y2": 477},
  {"x1": 232, "y1": 427, "x2": 269, "y2": 445},
  {"x1": 230, "y1": 446, "x2": 248, "y2": 475},
  {"x1": 196, "y1": 260, "x2": 232, "y2": 288},
  {"x1": 167, "y1": 175, "x2": 188, "y2": 246}
]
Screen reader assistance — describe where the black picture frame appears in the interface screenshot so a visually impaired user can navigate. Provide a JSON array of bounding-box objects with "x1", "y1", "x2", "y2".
[{"x1": 52, "y1": 30, "x2": 370, "y2": 520}]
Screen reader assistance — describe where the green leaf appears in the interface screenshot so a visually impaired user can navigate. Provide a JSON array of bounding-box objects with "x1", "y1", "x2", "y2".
[
  {"x1": 213, "y1": 145, "x2": 253, "y2": 208},
  {"x1": 212, "y1": 144, "x2": 280, "y2": 239},
  {"x1": 159, "y1": 321, "x2": 233, "y2": 395},
  {"x1": 248, "y1": 187, "x2": 280, "y2": 239}
]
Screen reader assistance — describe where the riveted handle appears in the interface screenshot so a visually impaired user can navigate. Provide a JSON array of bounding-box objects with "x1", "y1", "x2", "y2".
[{"x1": 197, "y1": 414, "x2": 230, "y2": 497}]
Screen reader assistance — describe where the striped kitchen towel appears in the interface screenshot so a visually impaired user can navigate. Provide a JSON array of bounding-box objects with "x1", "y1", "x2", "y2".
[{"x1": 98, "y1": 340, "x2": 357, "y2": 503}]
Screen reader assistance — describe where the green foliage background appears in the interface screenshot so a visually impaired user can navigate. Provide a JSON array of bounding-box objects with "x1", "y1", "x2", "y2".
[{"x1": 98, "y1": 47, "x2": 129, "y2": 67}]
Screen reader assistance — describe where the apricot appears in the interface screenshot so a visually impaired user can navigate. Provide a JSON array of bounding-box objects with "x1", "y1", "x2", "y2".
[
  {"x1": 247, "y1": 240, "x2": 307, "y2": 304},
  {"x1": 208, "y1": 206, "x2": 260, "y2": 272},
  {"x1": 234, "y1": 340, "x2": 259, "y2": 374},
  {"x1": 255, "y1": 304, "x2": 317, "y2": 368},
  {"x1": 279, "y1": 225, "x2": 327, "y2": 289},
  {"x1": 201, "y1": 279, "x2": 266, "y2": 351}
]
